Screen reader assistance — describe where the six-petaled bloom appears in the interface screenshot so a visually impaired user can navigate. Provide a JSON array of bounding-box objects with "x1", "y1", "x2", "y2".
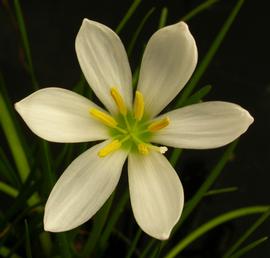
[{"x1": 15, "y1": 19, "x2": 254, "y2": 240}]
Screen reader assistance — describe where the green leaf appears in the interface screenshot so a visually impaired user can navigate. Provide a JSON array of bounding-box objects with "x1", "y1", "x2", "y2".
[
  {"x1": 0, "y1": 182, "x2": 18, "y2": 197},
  {"x1": 81, "y1": 194, "x2": 114, "y2": 256},
  {"x1": 223, "y1": 207, "x2": 270, "y2": 258},
  {"x1": 176, "y1": 0, "x2": 245, "y2": 107},
  {"x1": 115, "y1": 0, "x2": 142, "y2": 34},
  {"x1": 127, "y1": 7, "x2": 155, "y2": 56},
  {"x1": 24, "y1": 220, "x2": 32, "y2": 258},
  {"x1": 99, "y1": 189, "x2": 129, "y2": 250},
  {"x1": 158, "y1": 7, "x2": 168, "y2": 29},
  {"x1": 181, "y1": 84, "x2": 212, "y2": 107},
  {"x1": 205, "y1": 186, "x2": 238, "y2": 196},
  {"x1": 229, "y1": 237, "x2": 268, "y2": 258},
  {"x1": 181, "y1": 0, "x2": 219, "y2": 22},
  {"x1": 176, "y1": 140, "x2": 238, "y2": 229},
  {"x1": 125, "y1": 229, "x2": 142, "y2": 258},
  {"x1": 163, "y1": 206, "x2": 270, "y2": 258},
  {"x1": 13, "y1": 0, "x2": 38, "y2": 90}
]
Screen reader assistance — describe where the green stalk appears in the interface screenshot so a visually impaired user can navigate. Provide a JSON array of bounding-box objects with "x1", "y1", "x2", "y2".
[
  {"x1": 127, "y1": 8, "x2": 155, "y2": 56},
  {"x1": 115, "y1": 0, "x2": 142, "y2": 34},
  {"x1": 0, "y1": 92, "x2": 29, "y2": 183},
  {"x1": 222, "y1": 207, "x2": 270, "y2": 257},
  {"x1": 176, "y1": 0, "x2": 245, "y2": 107},
  {"x1": 0, "y1": 182, "x2": 18, "y2": 197},
  {"x1": 176, "y1": 140, "x2": 238, "y2": 230},
  {"x1": 205, "y1": 186, "x2": 238, "y2": 196},
  {"x1": 164, "y1": 206, "x2": 270, "y2": 258},
  {"x1": 158, "y1": 7, "x2": 168, "y2": 29},
  {"x1": 13, "y1": 0, "x2": 38, "y2": 90},
  {"x1": 81, "y1": 194, "x2": 114, "y2": 256},
  {"x1": 125, "y1": 229, "x2": 142, "y2": 258},
  {"x1": 181, "y1": 0, "x2": 219, "y2": 22},
  {"x1": 228, "y1": 237, "x2": 268, "y2": 258}
]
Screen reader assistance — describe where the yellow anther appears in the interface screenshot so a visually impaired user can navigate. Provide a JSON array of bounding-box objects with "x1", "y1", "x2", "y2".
[
  {"x1": 111, "y1": 87, "x2": 127, "y2": 115},
  {"x1": 89, "y1": 108, "x2": 118, "y2": 128},
  {"x1": 98, "y1": 140, "x2": 121, "y2": 157},
  {"x1": 148, "y1": 117, "x2": 170, "y2": 132},
  {"x1": 134, "y1": 91, "x2": 144, "y2": 121},
  {"x1": 138, "y1": 143, "x2": 149, "y2": 155}
]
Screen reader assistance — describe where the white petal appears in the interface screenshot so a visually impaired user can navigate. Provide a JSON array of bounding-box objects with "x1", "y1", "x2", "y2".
[
  {"x1": 75, "y1": 19, "x2": 132, "y2": 114},
  {"x1": 137, "y1": 21, "x2": 197, "y2": 117},
  {"x1": 152, "y1": 101, "x2": 254, "y2": 149},
  {"x1": 44, "y1": 141, "x2": 127, "y2": 232},
  {"x1": 15, "y1": 87, "x2": 109, "y2": 143},
  {"x1": 128, "y1": 152, "x2": 184, "y2": 240}
]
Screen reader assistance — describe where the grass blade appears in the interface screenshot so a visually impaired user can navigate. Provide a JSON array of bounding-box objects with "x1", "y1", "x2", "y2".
[
  {"x1": 229, "y1": 237, "x2": 268, "y2": 258},
  {"x1": 81, "y1": 194, "x2": 114, "y2": 256},
  {"x1": 176, "y1": 140, "x2": 238, "y2": 229},
  {"x1": 127, "y1": 7, "x2": 155, "y2": 56},
  {"x1": 24, "y1": 220, "x2": 32, "y2": 258},
  {"x1": 0, "y1": 182, "x2": 18, "y2": 197},
  {"x1": 205, "y1": 186, "x2": 238, "y2": 196},
  {"x1": 223, "y1": 207, "x2": 270, "y2": 257},
  {"x1": 125, "y1": 229, "x2": 142, "y2": 258},
  {"x1": 13, "y1": 0, "x2": 38, "y2": 90},
  {"x1": 176, "y1": 0, "x2": 245, "y2": 107},
  {"x1": 158, "y1": 7, "x2": 168, "y2": 29},
  {"x1": 181, "y1": 0, "x2": 219, "y2": 22},
  {"x1": 164, "y1": 206, "x2": 270, "y2": 258},
  {"x1": 115, "y1": 0, "x2": 142, "y2": 34}
]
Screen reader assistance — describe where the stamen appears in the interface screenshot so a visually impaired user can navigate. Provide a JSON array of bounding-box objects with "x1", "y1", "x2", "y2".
[
  {"x1": 89, "y1": 108, "x2": 118, "y2": 128},
  {"x1": 138, "y1": 143, "x2": 149, "y2": 155},
  {"x1": 148, "y1": 144, "x2": 168, "y2": 154},
  {"x1": 134, "y1": 91, "x2": 144, "y2": 121},
  {"x1": 148, "y1": 117, "x2": 170, "y2": 132},
  {"x1": 111, "y1": 87, "x2": 127, "y2": 115},
  {"x1": 98, "y1": 140, "x2": 121, "y2": 157}
]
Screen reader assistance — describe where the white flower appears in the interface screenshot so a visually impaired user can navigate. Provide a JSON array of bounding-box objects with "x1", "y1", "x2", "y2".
[{"x1": 15, "y1": 19, "x2": 253, "y2": 240}]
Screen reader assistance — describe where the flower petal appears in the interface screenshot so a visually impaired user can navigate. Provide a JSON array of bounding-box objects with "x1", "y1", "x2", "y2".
[
  {"x1": 75, "y1": 19, "x2": 132, "y2": 114},
  {"x1": 44, "y1": 141, "x2": 127, "y2": 232},
  {"x1": 15, "y1": 87, "x2": 109, "y2": 143},
  {"x1": 137, "y1": 21, "x2": 197, "y2": 117},
  {"x1": 128, "y1": 152, "x2": 184, "y2": 240},
  {"x1": 152, "y1": 101, "x2": 254, "y2": 149}
]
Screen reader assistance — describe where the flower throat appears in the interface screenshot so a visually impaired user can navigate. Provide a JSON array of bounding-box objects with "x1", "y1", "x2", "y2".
[{"x1": 89, "y1": 87, "x2": 169, "y2": 157}]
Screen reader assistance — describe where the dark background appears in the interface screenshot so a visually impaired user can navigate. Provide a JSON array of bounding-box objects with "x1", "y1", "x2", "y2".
[{"x1": 1, "y1": 0, "x2": 270, "y2": 257}]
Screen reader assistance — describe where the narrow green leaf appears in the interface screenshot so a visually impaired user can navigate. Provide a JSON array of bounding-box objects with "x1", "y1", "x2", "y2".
[
  {"x1": 163, "y1": 206, "x2": 270, "y2": 258},
  {"x1": 13, "y1": 0, "x2": 38, "y2": 90},
  {"x1": 0, "y1": 246, "x2": 21, "y2": 258},
  {"x1": 0, "y1": 181, "x2": 18, "y2": 197},
  {"x1": 229, "y1": 237, "x2": 268, "y2": 258},
  {"x1": 169, "y1": 148, "x2": 183, "y2": 167},
  {"x1": 182, "y1": 84, "x2": 212, "y2": 107},
  {"x1": 99, "y1": 189, "x2": 129, "y2": 250},
  {"x1": 181, "y1": 0, "x2": 219, "y2": 22},
  {"x1": 82, "y1": 194, "x2": 114, "y2": 256},
  {"x1": 176, "y1": 140, "x2": 238, "y2": 229},
  {"x1": 24, "y1": 220, "x2": 32, "y2": 258},
  {"x1": 0, "y1": 80, "x2": 30, "y2": 183},
  {"x1": 0, "y1": 146, "x2": 21, "y2": 188},
  {"x1": 205, "y1": 186, "x2": 238, "y2": 196},
  {"x1": 223, "y1": 208, "x2": 270, "y2": 258},
  {"x1": 176, "y1": 0, "x2": 245, "y2": 107},
  {"x1": 127, "y1": 8, "x2": 155, "y2": 56},
  {"x1": 125, "y1": 229, "x2": 142, "y2": 258},
  {"x1": 158, "y1": 7, "x2": 168, "y2": 29},
  {"x1": 140, "y1": 239, "x2": 156, "y2": 258},
  {"x1": 115, "y1": 0, "x2": 142, "y2": 34}
]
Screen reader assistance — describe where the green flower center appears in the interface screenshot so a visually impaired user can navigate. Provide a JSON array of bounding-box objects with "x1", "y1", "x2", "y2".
[{"x1": 89, "y1": 88, "x2": 169, "y2": 157}]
